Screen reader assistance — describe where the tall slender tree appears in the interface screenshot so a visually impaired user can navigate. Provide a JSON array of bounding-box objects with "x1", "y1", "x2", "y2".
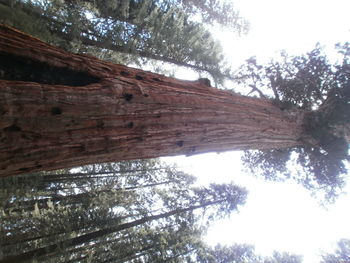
[
  {"x1": 1, "y1": 159, "x2": 247, "y2": 263},
  {"x1": 0, "y1": 0, "x2": 243, "y2": 81}
]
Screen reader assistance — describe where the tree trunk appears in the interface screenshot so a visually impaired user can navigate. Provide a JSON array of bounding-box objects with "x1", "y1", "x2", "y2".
[
  {"x1": 0, "y1": 24, "x2": 307, "y2": 177},
  {"x1": 0, "y1": 199, "x2": 223, "y2": 263},
  {"x1": 3, "y1": 180, "x2": 173, "y2": 215},
  {"x1": 0, "y1": 0, "x2": 230, "y2": 80}
]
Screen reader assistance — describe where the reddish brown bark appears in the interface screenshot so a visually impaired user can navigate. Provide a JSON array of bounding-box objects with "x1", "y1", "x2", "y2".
[{"x1": 0, "y1": 25, "x2": 307, "y2": 177}]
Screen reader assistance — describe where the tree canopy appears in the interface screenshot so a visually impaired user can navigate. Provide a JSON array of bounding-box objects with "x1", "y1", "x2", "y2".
[
  {"x1": 1, "y1": 1, "x2": 349, "y2": 262},
  {"x1": 1, "y1": 159, "x2": 307, "y2": 262},
  {"x1": 237, "y1": 44, "x2": 350, "y2": 200},
  {"x1": 320, "y1": 239, "x2": 350, "y2": 263},
  {"x1": 0, "y1": 0, "x2": 247, "y2": 83},
  {"x1": 0, "y1": 159, "x2": 248, "y2": 262}
]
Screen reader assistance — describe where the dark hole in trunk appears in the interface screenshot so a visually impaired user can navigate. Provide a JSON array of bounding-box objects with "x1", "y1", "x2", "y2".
[{"x1": 0, "y1": 52, "x2": 100, "y2": 86}]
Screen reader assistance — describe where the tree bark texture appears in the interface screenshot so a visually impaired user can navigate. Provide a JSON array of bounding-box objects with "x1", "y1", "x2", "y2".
[{"x1": 0, "y1": 25, "x2": 307, "y2": 177}]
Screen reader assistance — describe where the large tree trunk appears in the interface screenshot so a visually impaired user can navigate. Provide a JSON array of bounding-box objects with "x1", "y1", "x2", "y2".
[{"x1": 0, "y1": 24, "x2": 307, "y2": 177}]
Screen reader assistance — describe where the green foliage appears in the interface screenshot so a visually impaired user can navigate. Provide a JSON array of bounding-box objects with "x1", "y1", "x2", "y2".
[
  {"x1": 0, "y1": 159, "x2": 247, "y2": 262},
  {"x1": 166, "y1": 0, "x2": 249, "y2": 32},
  {"x1": 0, "y1": 0, "x2": 245, "y2": 82},
  {"x1": 195, "y1": 244, "x2": 303, "y2": 263},
  {"x1": 263, "y1": 251, "x2": 303, "y2": 263},
  {"x1": 196, "y1": 244, "x2": 258, "y2": 263},
  {"x1": 238, "y1": 44, "x2": 350, "y2": 201},
  {"x1": 1, "y1": 160, "x2": 303, "y2": 263},
  {"x1": 320, "y1": 239, "x2": 350, "y2": 263},
  {"x1": 236, "y1": 43, "x2": 346, "y2": 106}
]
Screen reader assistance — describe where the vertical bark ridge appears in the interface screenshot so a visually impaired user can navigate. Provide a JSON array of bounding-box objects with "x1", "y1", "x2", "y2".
[{"x1": 0, "y1": 24, "x2": 306, "y2": 176}]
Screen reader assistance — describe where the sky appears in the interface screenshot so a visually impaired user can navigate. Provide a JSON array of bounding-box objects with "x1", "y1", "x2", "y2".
[
  {"x1": 163, "y1": 0, "x2": 350, "y2": 262},
  {"x1": 163, "y1": 153, "x2": 350, "y2": 262},
  {"x1": 224, "y1": 0, "x2": 350, "y2": 65}
]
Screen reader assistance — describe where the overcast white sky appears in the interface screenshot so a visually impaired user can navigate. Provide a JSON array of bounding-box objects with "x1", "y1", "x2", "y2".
[
  {"x1": 225, "y1": 0, "x2": 350, "y2": 65},
  {"x1": 163, "y1": 0, "x2": 350, "y2": 262},
  {"x1": 163, "y1": 153, "x2": 350, "y2": 262}
]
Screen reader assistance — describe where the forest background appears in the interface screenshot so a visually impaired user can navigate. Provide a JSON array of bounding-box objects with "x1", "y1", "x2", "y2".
[{"x1": 0, "y1": 0, "x2": 349, "y2": 262}]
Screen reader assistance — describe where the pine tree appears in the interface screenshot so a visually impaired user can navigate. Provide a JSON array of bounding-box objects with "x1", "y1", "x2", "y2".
[
  {"x1": 0, "y1": 0, "x2": 243, "y2": 81},
  {"x1": 1, "y1": 159, "x2": 247, "y2": 263},
  {"x1": 320, "y1": 239, "x2": 350, "y2": 263}
]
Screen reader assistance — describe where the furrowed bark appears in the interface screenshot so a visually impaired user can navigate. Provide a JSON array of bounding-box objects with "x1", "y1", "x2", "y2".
[{"x1": 0, "y1": 24, "x2": 307, "y2": 177}]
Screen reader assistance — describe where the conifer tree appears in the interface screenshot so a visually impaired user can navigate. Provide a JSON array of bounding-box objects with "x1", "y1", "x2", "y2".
[
  {"x1": 320, "y1": 239, "x2": 350, "y2": 263},
  {"x1": 0, "y1": 25, "x2": 348, "y2": 201},
  {"x1": 0, "y1": 159, "x2": 247, "y2": 263},
  {"x1": 237, "y1": 44, "x2": 350, "y2": 199},
  {"x1": 0, "y1": 0, "x2": 244, "y2": 81}
]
